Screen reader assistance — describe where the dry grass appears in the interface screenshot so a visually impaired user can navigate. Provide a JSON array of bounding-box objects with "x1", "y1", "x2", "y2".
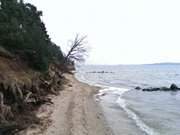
[{"x1": 0, "y1": 56, "x2": 64, "y2": 135}]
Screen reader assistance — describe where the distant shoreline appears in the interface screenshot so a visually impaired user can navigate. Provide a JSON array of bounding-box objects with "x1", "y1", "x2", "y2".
[{"x1": 83, "y1": 62, "x2": 180, "y2": 66}]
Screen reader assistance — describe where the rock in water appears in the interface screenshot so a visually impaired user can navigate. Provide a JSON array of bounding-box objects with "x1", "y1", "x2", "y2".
[
  {"x1": 160, "y1": 87, "x2": 169, "y2": 91},
  {"x1": 142, "y1": 84, "x2": 180, "y2": 92},
  {"x1": 142, "y1": 87, "x2": 160, "y2": 91},
  {"x1": 170, "y1": 84, "x2": 179, "y2": 90},
  {"x1": 135, "y1": 86, "x2": 141, "y2": 90}
]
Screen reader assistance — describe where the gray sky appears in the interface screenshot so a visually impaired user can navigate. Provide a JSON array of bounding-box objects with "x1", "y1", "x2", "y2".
[{"x1": 26, "y1": 0, "x2": 180, "y2": 65}]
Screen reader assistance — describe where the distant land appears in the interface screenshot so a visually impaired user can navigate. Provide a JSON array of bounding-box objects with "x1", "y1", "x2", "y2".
[
  {"x1": 85, "y1": 63, "x2": 180, "y2": 66},
  {"x1": 145, "y1": 62, "x2": 180, "y2": 65}
]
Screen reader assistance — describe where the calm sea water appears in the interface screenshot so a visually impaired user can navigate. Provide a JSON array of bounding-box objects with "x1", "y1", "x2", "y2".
[{"x1": 76, "y1": 65, "x2": 180, "y2": 135}]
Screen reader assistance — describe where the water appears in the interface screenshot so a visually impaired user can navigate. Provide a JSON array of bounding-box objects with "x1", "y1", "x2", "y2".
[{"x1": 76, "y1": 64, "x2": 180, "y2": 135}]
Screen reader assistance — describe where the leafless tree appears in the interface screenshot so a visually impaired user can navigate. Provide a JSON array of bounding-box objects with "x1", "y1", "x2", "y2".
[{"x1": 64, "y1": 34, "x2": 88, "y2": 64}]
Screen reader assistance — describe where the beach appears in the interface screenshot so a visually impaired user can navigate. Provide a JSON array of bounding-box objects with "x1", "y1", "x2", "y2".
[
  {"x1": 75, "y1": 65, "x2": 180, "y2": 135},
  {"x1": 18, "y1": 74, "x2": 113, "y2": 135}
]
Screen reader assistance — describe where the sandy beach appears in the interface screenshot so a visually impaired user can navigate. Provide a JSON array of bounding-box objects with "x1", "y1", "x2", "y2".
[{"x1": 18, "y1": 74, "x2": 113, "y2": 135}]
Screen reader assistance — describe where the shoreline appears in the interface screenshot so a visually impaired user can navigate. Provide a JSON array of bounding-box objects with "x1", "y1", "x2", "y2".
[{"x1": 18, "y1": 74, "x2": 113, "y2": 135}]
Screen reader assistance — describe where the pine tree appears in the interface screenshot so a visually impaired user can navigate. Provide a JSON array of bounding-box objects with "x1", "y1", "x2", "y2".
[{"x1": 0, "y1": 0, "x2": 64, "y2": 71}]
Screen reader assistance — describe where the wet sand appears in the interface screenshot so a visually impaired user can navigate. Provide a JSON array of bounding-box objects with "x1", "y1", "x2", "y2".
[{"x1": 18, "y1": 74, "x2": 113, "y2": 135}]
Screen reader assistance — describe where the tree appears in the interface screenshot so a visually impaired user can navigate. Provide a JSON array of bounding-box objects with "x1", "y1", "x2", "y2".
[
  {"x1": 0, "y1": 0, "x2": 64, "y2": 71},
  {"x1": 64, "y1": 34, "x2": 88, "y2": 65}
]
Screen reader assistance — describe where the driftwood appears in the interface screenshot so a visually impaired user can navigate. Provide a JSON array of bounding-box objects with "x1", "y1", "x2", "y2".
[
  {"x1": 0, "y1": 92, "x2": 14, "y2": 121},
  {"x1": 24, "y1": 92, "x2": 32, "y2": 103},
  {"x1": 0, "y1": 46, "x2": 14, "y2": 59}
]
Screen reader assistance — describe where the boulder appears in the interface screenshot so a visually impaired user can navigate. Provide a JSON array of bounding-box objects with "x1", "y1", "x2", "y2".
[
  {"x1": 170, "y1": 84, "x2": 179, "y2": 90},
  {"x1": 160, "y1": 87, "x2": 169, "y2": 91},
  {"x1": 135, "y1": 86, "x2": 141, "y2": 90},
  {"x1": 142, "y1": 84, "x2": 180, "y2": 92},
  {"x1": 142, "y1": 87, "x2": 160, "y2": 91}
]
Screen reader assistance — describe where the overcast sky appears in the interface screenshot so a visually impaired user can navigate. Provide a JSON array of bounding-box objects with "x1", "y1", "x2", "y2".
[{"x1": 26, "y1": 0, "x2": 180, "y2": 65}]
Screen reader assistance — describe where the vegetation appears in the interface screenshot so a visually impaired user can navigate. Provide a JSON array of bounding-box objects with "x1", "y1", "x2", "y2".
[
  {"x1": 64, "y1": 35, "x2": 87, "y2": 64},
  {"x1": 0, "y1": 1, "x2": 88, "y2": 134},
  {"x1": 0, "y1": 0, "x2": 64, "y2": 71},
  {"x1": 0, "y1": 0, "x2": 67, "y2": 134}
]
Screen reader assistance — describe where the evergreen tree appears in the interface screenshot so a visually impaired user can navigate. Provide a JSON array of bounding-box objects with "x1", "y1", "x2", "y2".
[{"x1": 0, "y1": 0, "x2": 64, "y2": 71}]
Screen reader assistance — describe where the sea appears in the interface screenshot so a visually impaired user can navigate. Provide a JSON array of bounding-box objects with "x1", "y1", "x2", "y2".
[{"x1": 76, "y1": 64, "x2": 180, "y2": 135}]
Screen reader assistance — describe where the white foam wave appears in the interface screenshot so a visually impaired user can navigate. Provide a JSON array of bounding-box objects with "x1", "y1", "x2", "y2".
[
  {"x1": 75, "y1": 73, "x2": 158, "y2": 135},
  {"x1": 97, "y1": 86, "x2": 158, "y2": 135},
  {"x1": 115, "y1": 89, "x2": 158, "y2": 135},
  {"x1": 96, "y1": 87, "x2": 129, "y2": 101},
  {"x1": 75, "y1": 73, "x2": 106, "y2": 88}
]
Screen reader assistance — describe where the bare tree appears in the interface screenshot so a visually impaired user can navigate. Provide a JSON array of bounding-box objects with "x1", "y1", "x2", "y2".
[{"x1": 64, "y1": 34, "x2": 88, "y2": 65}]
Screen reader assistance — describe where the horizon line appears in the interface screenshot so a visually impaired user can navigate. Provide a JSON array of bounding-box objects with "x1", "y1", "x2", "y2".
[{"x1": 83, "y1": 62, "x2": 180, "y2": 66}]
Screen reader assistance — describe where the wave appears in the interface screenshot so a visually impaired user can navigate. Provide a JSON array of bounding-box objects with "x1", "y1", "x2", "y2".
[
  {"x1": 75, "y1": 73, "x2": 158, "y2": 135},
  {"x1": 99, "y1": 86, "x2": 158, "y2": 135}
]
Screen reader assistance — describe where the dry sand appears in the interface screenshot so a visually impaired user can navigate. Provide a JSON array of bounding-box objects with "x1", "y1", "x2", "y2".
[{"x1": 19, "y1": 74, "x2": 113, "y2": 135}]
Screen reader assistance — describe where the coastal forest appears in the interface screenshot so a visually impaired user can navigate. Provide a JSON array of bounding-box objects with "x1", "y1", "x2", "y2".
[
  {"x1": 0, "y1": 0, "x2": 64, "y2": 71},
  {"x1": 0, "y1": 0, "x2": 80, "y2": 134}
]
